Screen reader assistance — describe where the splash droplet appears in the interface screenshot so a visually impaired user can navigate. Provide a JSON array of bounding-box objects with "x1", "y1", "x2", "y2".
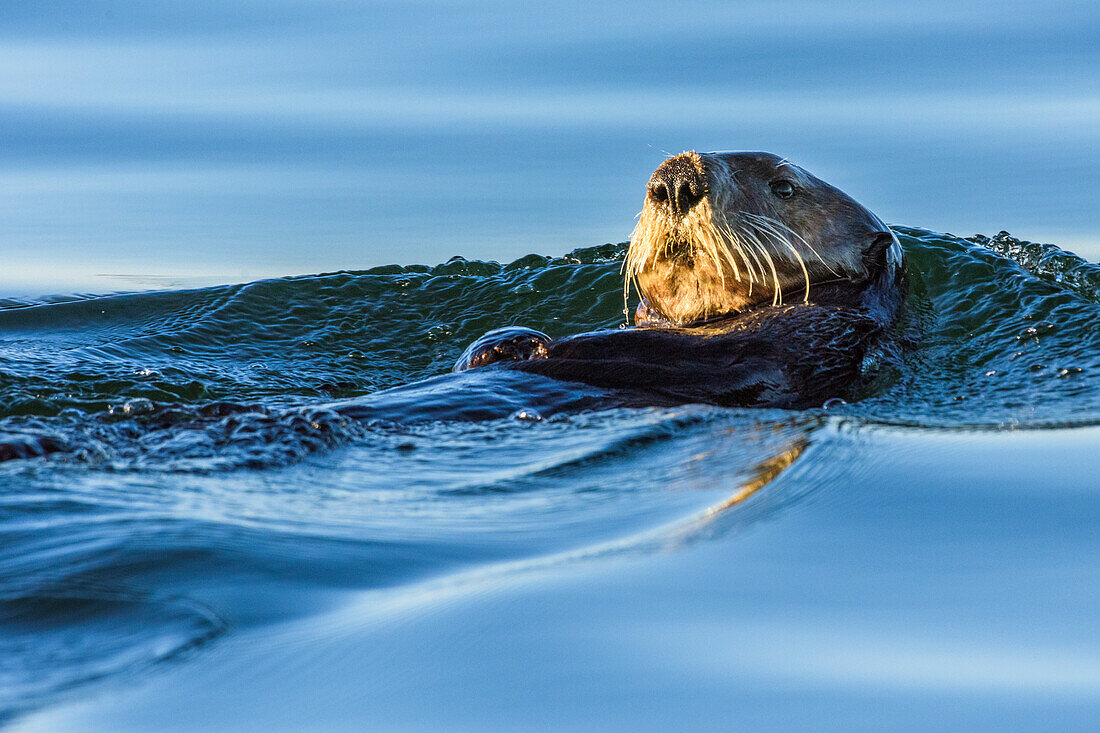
[{"x1": 511, "y1": 409, "x2": 543, "y2": 422}]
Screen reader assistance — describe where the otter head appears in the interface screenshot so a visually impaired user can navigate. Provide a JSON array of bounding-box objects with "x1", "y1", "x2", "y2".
[{"x1": 625, "y1": 151, "x2": 900, "y2": 326}]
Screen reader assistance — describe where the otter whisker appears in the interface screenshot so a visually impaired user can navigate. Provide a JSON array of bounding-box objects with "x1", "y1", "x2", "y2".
[
  {"x1": 720, "y1": 221, "x2": 756, "y2": 295},
  {"x1": 692, "y1": 222, "x2": 721, "y2": 288},
  {"x1": 694, "y1": 212, "x2": 741, "y2": 286},
  {"x1": 743, "y1": 217, "x2": 799, "y2": 295},
  {"x1": 701, "y1": 228, "x2": 728, "y2": 290},
  {"x1": 712, "y1": 219, "x2": 749, "y2": 291},
  {"x1": 624, "y1": 213, "x2": 666, "y2": 315},
  {"x1": 743, "y1": 222, "x2": 787, "y2": 301},
  {"x1": 748, "y1": 216, "x2": 815, "y2": 300},
  {"x1": 713, "y1": 218, "x2": 749, "y2": 282},
  {"x1": 737, "y1": 226, "x2": 765, "y2": 300},
  {"x1": 621, "y1": 150, "x2": 902, "y2": 328},
  {"x1": 712, "y1": 220, "x2": 743, "y2": 289},
  {"x1": 728, "y1": 225, "x2": 760, "y2": 287},
  {"x1": 740, "y1": 224, "x2": 783, "y2": 305},
  {"x1": 721, "y1": 216, "x2": 768, "y2": 292},
  {"x1": 745, "y1": 217, "x2": 808, "y2": 303},
  {"x1": 746, "y1": 213, "x2": 840, "y2": 279}
]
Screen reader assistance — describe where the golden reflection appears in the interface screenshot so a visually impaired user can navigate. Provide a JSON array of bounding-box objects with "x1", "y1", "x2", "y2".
[
  {"x1": 702, "y1": 439, "x2": 808, "y2": 518},
  {"x1": 654, "y1": 429, "x2": 816, "y2": 553}
]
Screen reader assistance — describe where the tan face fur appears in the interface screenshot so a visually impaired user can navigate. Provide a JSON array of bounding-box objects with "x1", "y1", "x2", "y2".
[{"x1": 625, "y1": 151, "x2": 893, "y2": 325}]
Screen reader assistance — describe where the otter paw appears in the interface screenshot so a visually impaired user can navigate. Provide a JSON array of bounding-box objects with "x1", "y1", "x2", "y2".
[
  {"x1": 453, "y1": 327, "x2": 552, "y2": 372},
  {"x1": 635, "y1": 299, "x2": 678, "y2": 328}
]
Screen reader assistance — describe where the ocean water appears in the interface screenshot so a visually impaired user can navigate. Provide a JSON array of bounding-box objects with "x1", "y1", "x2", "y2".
[
  {"x1": 2, "y1": 0, "x2": 1099, "y2": 291},
  {"x1": 3, "y1": 1, "x2": 1100, "y2": 730},
  {"x1": 3, "y1": 229, "x2": 1100, "y2": 730}
]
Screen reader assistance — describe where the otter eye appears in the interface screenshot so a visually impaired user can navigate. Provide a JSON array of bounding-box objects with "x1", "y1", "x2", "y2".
[{"x1": 770, "y1": 180, "x2": 795, "y2": 199}]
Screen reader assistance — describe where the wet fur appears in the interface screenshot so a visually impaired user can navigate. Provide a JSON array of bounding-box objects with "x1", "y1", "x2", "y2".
[
  {"x1": 455, "y1": 151, "x2": 906, "y2": 409},
  {"x1": 626, "y1": 151, "x2": 896, "y2": 325}
]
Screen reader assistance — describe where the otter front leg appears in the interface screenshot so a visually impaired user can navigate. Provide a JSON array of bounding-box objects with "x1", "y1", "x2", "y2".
[{"x1": 453, "y1": 327, "x2": 553, "y2": 372}]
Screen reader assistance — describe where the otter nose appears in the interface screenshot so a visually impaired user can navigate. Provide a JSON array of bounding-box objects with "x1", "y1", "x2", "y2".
[{"x1": 648, "y1": 157, "x2": 706, "y2": 215}]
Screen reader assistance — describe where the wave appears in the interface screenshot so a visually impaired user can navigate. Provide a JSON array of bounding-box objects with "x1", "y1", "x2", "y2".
[
  {"x1": 0, "y1": 228, "x2": 1096, "y2": 465},
  {"x1": 1, "y1": 227, "x2": 1098, "y2": 721}
]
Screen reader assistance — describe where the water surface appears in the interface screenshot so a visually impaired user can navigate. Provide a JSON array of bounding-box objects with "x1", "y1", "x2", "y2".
[
  {"x1": 3, "y1": 2, "x2": 1100, "y2": 729},
  {"x1": 2, "y1": 229, "x2": 1099, "y2": 730},
  {"x1": 2, "y1": 0, "x2": 1098, "y2": 290}
]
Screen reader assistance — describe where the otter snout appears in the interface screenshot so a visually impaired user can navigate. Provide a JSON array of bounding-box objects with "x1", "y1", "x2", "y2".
[{"x1": 648, "y1": 155, "x2": 706, "y2": 215}]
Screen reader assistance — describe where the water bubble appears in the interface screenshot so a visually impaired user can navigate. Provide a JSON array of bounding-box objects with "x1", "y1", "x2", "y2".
[
  {"x1": 425, "y1": 324, "x2": 454, "y2": 341},
  {"x1": 511, "y1": 408, "x2": 543, "y2": 422},
  {"x1": 110, "y1": 398, "x2": 154, "y2": 417},
  {"x1": 1017, "y1": 322, "x2": 1055, "y2": 341},
  {"x1": 822, "y1": 398, "x2": 847, "y2": 409},
  {"x1": 345, "y1": 350, "x2": 367, "y2": 360},
  {"x1": 125, "y1": 398, "x2": 154, "y2": 415},
  {"x1": 510, "y1": 283, "x2": 536, "y2": 294}
]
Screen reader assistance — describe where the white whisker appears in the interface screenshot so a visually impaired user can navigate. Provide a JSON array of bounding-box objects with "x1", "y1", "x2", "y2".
[
  {"x1": 747, "y1": 212, "x2": 840, "y2": 279},
  {"x1": 740, "y1": 224, "x2": 783, "y2": 304},
  {"x1": 746, "y1": 215, "x2": 813, "y2": 303},
  {"x1": 722, "y1": 217, "x2": 767, "y2": 290}
]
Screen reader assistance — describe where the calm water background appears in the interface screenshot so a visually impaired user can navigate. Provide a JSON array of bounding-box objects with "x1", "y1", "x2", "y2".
[
  {"x1": 3, "y1": 2, "x2": 1100, "y2": 731},
  {"x1": 1, "y1": 0, "x2": 1098, "y2": 294}
]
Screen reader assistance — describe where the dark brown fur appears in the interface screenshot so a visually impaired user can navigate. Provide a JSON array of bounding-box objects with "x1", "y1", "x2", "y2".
[{"x1": 454, "y1": 152, "x2": 906, "y2": 408}]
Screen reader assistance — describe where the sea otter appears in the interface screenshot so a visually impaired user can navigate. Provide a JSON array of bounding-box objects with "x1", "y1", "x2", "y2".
[{"x1": 454, "y1": 151, "x2": 906, "y2": 409}]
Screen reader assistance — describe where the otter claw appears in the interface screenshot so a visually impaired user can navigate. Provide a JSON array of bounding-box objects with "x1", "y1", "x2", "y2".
[{"x1": 453, "y1": 327, "x2": 552, "y2": 372}]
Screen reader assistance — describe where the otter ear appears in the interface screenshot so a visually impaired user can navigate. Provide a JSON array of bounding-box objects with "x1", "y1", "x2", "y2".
[{"x1": 861, "y1": 232, "x2": 895, "y2": 278}]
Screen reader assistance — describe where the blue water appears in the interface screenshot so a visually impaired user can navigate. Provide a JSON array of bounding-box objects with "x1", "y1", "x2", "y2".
[
  {"x1": 2, "y1": 228, "x2": 1099, "y2": 731},
  {"x1": 3, "y1": 2, "x2": 1100, "y2": 730},
  {"x1": 1, "y1": 0, "x2": 1098, "y2": 292}
]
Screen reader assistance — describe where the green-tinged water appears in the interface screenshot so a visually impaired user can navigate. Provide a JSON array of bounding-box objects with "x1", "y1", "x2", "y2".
[{"x1": 2, "y1": 229, "x2": 1099, "y2": 730}]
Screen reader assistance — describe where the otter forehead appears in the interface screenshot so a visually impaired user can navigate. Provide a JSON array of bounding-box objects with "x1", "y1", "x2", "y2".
[{"x1": 701, "y1": 151, "x2": 821, "y2": 191}]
